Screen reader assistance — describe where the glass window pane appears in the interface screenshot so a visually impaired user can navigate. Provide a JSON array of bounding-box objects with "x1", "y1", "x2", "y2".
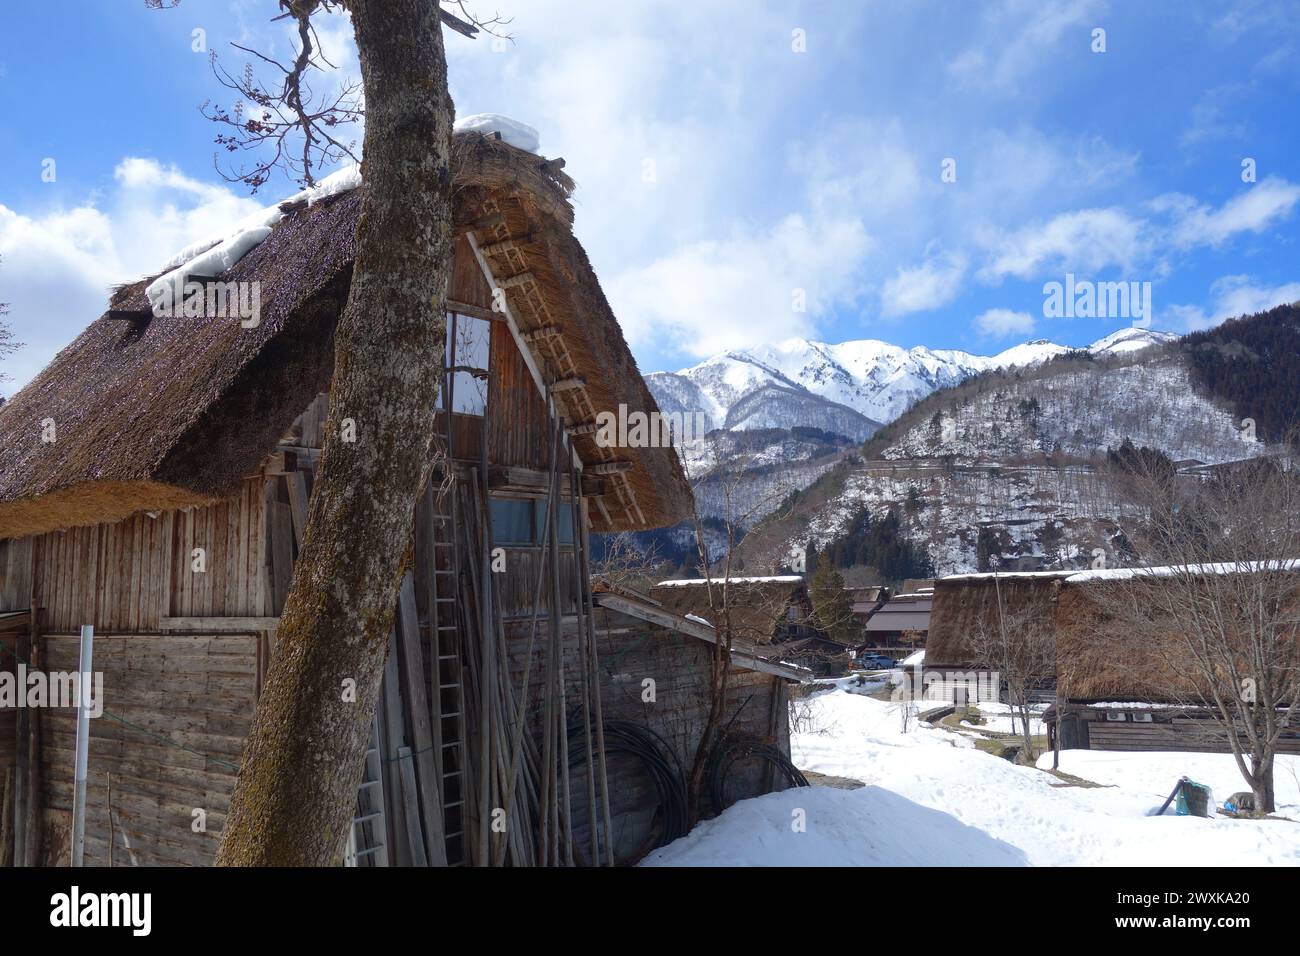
[
  {"x1": 490, "y1": 498, "x2": 534, "y2": 545},
  {"x1": 557, "y1": 501, "x2": 575, "y2": 545},
  {"x1": 436, "y1": 313, "x2": 490, "y2": 415}
]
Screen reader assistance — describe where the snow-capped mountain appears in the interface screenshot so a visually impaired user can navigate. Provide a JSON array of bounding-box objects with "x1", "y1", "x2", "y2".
[{"x1": 646, "y1": 327, "x2": 1176, "y2": 438}]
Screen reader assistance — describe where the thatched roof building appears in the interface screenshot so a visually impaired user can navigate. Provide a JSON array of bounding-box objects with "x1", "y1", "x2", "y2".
[
  {"x1": 0, "y1": 131, "x2": 733, "y2": 868},
  {"x1": 925, "y1": 571, "x2": 1072, "y2": 667},
  {"x1": 0, "y1": 131, "x2": 691, "y2": 539},
  {"x1": 648, "y1": 576, "x2": 811, "y2": 646},
  {"x1": 929, "y1": 561, "x2": 1300, "y2": 699}
]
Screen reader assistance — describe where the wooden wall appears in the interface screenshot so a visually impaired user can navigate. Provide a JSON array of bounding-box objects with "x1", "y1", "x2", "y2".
[
  {"x1": 503, "y1": 607, "x2": 791, "y2": 863},
  {"x1": 0, "y1": 538, "x2": 32, "y2": 612},
  {"x1": 5, "y1": 478, "x2": 270, "y2": 635},
  {"x1": 488, "y1": 320, "x2": 552, "y2": 470},
  {"x1": 1075, "y1": 707, "x2": 1300, "y2": 755},
  {"x1": 38, "y1": 634, "x2": 258, "y2": 866}
]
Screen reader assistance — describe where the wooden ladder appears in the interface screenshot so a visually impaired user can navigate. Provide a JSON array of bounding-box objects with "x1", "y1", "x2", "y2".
[
  {"x1": 345, "y1": 714, "x2": 389, "y2": 866},
  {"x1": 428, "y1": 481, "x2": 471, "y2": 866}
]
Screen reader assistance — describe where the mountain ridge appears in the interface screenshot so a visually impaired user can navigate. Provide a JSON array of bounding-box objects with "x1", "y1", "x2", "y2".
[{"x1": 645, "y1": 326, "x2": 1176, "y2": 437}]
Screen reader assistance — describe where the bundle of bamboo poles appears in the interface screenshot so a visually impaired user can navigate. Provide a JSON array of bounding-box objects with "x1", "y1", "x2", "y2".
[{"x1": 450, "y1": 412, "x2": 614, "y2": 866}]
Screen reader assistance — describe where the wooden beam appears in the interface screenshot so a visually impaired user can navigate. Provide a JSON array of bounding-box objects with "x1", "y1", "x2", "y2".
[
  {"x1": 460, "y1": 212, "x2": 505, "y2": 235},
  {"x1": 521, "y1": 325, "x2": 562, "y2": 345},
  {"x1": 160, "y1": 616, "x2": 281, "y2": 632},
  {"x1": 548, "y1": 377, "x2": 586, "y2": 394},
  {"x1": 465, "y1": 232, "x2": 584, "y2": 475},
  {"x1": 397, "y1": 749, "x2": 429, "y2": 866},
  {"x1": 592, "y1": 592, "x2": 810, "y2": 682},
  {"x1": 587, "y1": 461, "x2": 633, "y2": 476},
  {"x1": 487, "y1": 465, "x2": 605, "y2": 497},
  {"x1": 446, "y1": 299, "x2": 501, "y2": 323},
  {"x1": 479, "y1": 235, "x2": 533, "y2": 258},
  {"x1": 380, "y1": 630, "x2": 413, "y2": 866},
  {"x1": 285, "y1": 471, "x2": 310, "y2": 551},
  {"x1": 496, "y1": 271, "x2": 535, "y2": 291}
]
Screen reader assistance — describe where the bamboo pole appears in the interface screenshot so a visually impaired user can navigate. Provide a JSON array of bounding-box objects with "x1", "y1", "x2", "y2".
[
  {"x1": 70, "y1": 624, "x2": 94, "y2": 867},
  {"x1": 577, "y1": 499, "x2": 616, "y2": 866}
]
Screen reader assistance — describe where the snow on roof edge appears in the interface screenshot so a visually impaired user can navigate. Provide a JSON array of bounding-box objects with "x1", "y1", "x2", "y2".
[{"x1": 655, "y1": 575, "x2": 805, "y2": 587}]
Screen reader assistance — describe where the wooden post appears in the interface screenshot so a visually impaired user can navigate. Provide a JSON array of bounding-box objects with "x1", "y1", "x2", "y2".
[
  {"x1": 396, "y1": 573, "x2": 447, "y2": 865},
  {"x1": 71, "y1": 624, "x2": 94, "y2": 867},
  {"x1": 12, "y1": 620, "x2": 30, "y2": 868}
]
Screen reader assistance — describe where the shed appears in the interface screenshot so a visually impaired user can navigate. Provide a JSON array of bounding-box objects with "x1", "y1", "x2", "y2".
[{"x1": 0, "y1": 131, "x2": 797, "y2": 868}]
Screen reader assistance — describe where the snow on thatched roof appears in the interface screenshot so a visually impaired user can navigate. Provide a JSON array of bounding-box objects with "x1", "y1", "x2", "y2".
[{"x1": 0, "y1": 131, "x2": 690, "y2": 538}]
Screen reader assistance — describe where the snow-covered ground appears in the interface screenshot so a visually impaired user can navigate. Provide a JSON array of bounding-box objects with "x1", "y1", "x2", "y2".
[
  {"x1": 961, "y1": 700, "x2": 1048, "y2": 737},
  {"x1": 643, "y1": 685, "x2": 1300, "y2": 867}
]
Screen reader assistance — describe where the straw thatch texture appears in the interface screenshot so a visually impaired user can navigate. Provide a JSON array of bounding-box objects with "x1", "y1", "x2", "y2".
[
  {"x1": 649, "y1": 578, "x2": 808, "y2": 645},
  {"x1": 0, "y1": 132, "x2": 690, "y2": 537},
  {"x1": 925, "y1": 575, "x2": 1065, "y2": 666}
]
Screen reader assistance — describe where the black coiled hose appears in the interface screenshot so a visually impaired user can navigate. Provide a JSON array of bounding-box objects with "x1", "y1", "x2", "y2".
[
  {"x1": 706, "y1": 734, "x2": 809, "y2": 816},
  {"x1": 567, "y1": 719, "x2": 689, "y2": 863}
]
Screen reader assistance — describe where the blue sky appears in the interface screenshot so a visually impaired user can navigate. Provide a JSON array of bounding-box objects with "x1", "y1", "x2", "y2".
[{"x1": 1, "y1": 0, "x2": 1298, "y2": 394}]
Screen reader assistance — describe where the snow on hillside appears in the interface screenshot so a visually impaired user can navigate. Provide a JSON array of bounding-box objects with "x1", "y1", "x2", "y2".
[
  {"x1": 643, "y1": 686, "x2": 1300, "y2": 867},
  {"x1": 775, "y1": 352, "x2": 1271, "y2": 573},
  {"x1": 883, "y1": 358, "x2": 1259, "y2": 465},
  {"x1": 645, "y1": 327, "x2": 1173, "y2": 438}
]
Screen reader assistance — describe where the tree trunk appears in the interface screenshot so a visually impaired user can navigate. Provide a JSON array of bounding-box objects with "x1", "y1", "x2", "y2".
[
  {"x1": 1252, "y1": 755, "x2": 1275, "y2": 814},
  {"x1": 216, "y1": 0, "x2": 452, "y2": 866}
]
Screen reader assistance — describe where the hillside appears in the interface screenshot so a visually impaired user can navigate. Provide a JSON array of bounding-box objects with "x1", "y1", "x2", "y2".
[{"x1": 728, "y1": 309, "x2": 1297, "y2": 578}]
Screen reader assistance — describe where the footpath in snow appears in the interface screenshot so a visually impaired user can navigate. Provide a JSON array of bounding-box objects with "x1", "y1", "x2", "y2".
[{"x1": 643, "y1": 682, "x2": 1300, "y2": 867}]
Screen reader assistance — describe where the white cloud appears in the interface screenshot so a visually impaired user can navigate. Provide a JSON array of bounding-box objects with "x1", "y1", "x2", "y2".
[
  {"x1": 947, "y1": 0, "x2": 1104, "y2": 90},
  {"x1": 974, "y1": 307, "x2": 1036, "y2": 337},
  {"x1": 1165, "y1": 275, "x2": 1300, "y2": 331},
  {"x1": 606, "y1": 213, "x2": 872, "y2": 359},
  {"x1": 978, "y1": 207, "x2": 1146, "y2": 281},
  {"x1": 978, "y1": 178, "x2": 1300, "y2": 285},
  {"x1": 881, "y1": 252, "x2": 967, "y2": 317},
  {"x1": 1165, "y1": 177, "x2": 1300, "y2": 248},
  {"x1": 0, "y1": 160, "x2": 263, "y2": 393}
]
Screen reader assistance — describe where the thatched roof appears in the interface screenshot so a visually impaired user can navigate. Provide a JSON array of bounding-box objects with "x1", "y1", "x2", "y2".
[
  {"x1": 0, "y1": 132, "x2": 691, "y2": 538},
  {"x1": 648, "y1": 576, "x2": 808, "y2": 645},
  {"x1": 931, "y1": 563, "x2": 1300, "y2": 701},
  {"x1": 925, "y1": 574, "x2": 1066, "y2": 666},
  {"x1": 1055, "y1": 564, "x2": 1300, "y2": 701}
]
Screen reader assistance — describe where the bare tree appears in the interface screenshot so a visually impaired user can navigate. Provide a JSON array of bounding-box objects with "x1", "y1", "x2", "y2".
[
  {"x1": 590, "y1": 532, "x2": 664, "y2": 595},
  {"x1": 967, "y1": 573, "x2": 1055, "y2": 761},
  {"x1": 1096, "y1": 451, "x2": 1300, "y2": 813},
  {"x1": 676, "y1": 433, "x2": 812, "y2": 820},
  {"x1": 0, "y1": 255, "x2": 21, "y2": 392}
]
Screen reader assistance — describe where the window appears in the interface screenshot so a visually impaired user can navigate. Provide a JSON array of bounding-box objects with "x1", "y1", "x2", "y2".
[
  {"x1": 1104, "y1": 711, "x2": 1127, "y2": 722},
  {"x1": 488, "y1": 497, "x2": 577, "y2": 546},
  {"x1": 555, "y1": 501, "x2": 575, "y2": 545},
  {"x1": 435, "y1": 313, "x2": 490, "y2": 415},
  {"x1": 490, "y1": 498, "x2": 534, "y2": 545}
]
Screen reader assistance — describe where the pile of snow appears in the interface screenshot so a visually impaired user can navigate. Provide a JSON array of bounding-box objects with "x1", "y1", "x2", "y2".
[
  {"x1": 900, "y1": 649, "x2": 925, "y2": 667},
  {"x1": 142, "y1": 113, "x2": 541, "y2": 313},
  {"x1": 643, "y1": 686, "x2": 1300, "y2": 866},
  {"x1": 454, "y1": 113, "x2": 541, "y2": 153},
  {"x1": 145, "y1": 164, "x2": 362, "y2": 314}
]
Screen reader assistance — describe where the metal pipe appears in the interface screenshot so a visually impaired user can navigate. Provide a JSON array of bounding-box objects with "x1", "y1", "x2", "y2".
[{"x1": 71, "y1": 624, "x2": 94, "y2": 867}]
